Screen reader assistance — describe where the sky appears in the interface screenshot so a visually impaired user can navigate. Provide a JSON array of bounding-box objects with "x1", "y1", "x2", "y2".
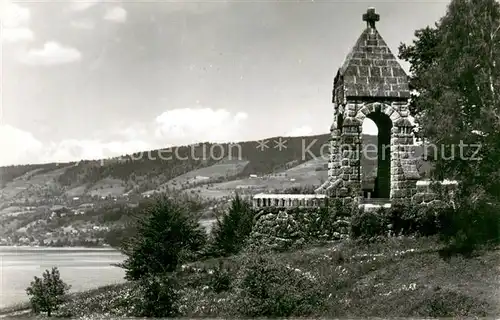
[{"x1": 0, "y1": 0, "x2": 450, "y2": 166}]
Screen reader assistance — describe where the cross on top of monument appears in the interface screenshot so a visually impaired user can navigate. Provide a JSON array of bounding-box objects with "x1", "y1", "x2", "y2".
[{"x1": 363, "y1": 7, "x2": 380, "y2": 29}]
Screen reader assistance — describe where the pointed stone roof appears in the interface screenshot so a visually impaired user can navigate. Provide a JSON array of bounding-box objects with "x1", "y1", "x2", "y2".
[{"x1": 335, "y1": 8, "x2": 410, "y2": 99}]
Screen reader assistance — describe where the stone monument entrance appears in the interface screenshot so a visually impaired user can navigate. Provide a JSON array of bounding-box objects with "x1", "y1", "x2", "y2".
[{"x1": 315, "y1": 8, "x2": 420, "y2": 205}]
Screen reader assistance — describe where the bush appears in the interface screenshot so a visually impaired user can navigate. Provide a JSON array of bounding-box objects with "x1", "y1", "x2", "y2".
[
  {"x1": 389, "y1": 204, "x2": 441, "y2": 237},
  {"x1": 350, "y1": 204, "x2": 448, "y2": 240},
  {"x1": 209, "y1": 261, "x2": 233, "y2": 293},
  {"x1": 208, "y1": 194, "x2": 255, "y2": 257},
  {"x1": 234, "y1": 251, "x2": 324, "y2": 317},
  {"x1": 438, "y1": 201, "x2": 500, "y2": 255},
  {"x1": 130, "y1": 274, "x2": 181, "y2": 317},
  {"x1": 119, "y1": 195, "x2": 207, "y2": 280},
  {"x1": 350, "y1": 207, "x2": 388, "y2": 240},
  {"x1": 26, "y1": 267, "x2": 71, "y2": 317}
]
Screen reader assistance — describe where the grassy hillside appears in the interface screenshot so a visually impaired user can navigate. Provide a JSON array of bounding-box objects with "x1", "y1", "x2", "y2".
[{"x1": 2, "y1": 237, "x2": 498, "y2": 318}]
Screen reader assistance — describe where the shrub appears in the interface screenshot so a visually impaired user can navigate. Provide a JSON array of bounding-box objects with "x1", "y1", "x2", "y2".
[
  {"x1": 208, "y1": 194, "x2": 255, "y2": 257},
  {"x1": 119, "y1": 195, "x2": 207, "y2": 280},
  {"x1": 351, "y1": 204, "x2": 451, "y2": 240},
  {"x1": 126, "y1": 274, "x2": 181, "y2": 317},
  {"x1": 26, "y1": 267, "x2": 71, "y2": 317},
  {"x1": 350, "y1": 207, "x2": 388, "y2": 240},
  {"x1": 209, "y1": 261, "x2": 233, "y2": 293},
  {"x1": 389, "y1": 204, "x2": 440, "y2": 237},
  {"x1": 234, "y1": 251, "x2": 324, "y2": 317},
  {"x1": 437, "y1": 201, "x2": 500, "y2": 255}
]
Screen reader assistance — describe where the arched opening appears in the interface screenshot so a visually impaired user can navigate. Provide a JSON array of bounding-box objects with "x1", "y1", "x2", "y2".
[{"x1": 361, "y1": 111, "x2": 392, "y2": 199}]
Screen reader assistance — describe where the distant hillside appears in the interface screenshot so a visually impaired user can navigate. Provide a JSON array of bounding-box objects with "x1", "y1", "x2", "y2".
[
  {"x1": 0, "y1": 133, "x2": 431, "y2": 204},
  {"x1": 0, "y1": 133, "x2": 433, "y2": 247}
]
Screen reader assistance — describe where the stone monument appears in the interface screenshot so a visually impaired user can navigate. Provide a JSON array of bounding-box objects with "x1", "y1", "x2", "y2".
[{"x1": 315, "y1": 7, "x2": 420, "y2": 205}]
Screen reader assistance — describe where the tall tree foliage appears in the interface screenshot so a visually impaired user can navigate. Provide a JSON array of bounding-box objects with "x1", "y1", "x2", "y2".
[
  {"x1": 119, "y1": 196, "x2": 207, "y2": 280},
  {"x1": 209, "y1": 194, "x2": 254, "y2": 257},
  {"x1": 399, "y1": 0, "x2": 500, "y2": 202}
]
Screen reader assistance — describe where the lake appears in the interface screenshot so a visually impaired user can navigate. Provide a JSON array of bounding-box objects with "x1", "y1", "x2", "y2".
[{"x1": 0, "y1": 246, "x2": 126, "y2": 309}]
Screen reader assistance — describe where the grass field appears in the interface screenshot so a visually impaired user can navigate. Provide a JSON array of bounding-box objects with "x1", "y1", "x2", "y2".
[{"x1": 2, "y1": 237, "x2": 498, "y2": 318}]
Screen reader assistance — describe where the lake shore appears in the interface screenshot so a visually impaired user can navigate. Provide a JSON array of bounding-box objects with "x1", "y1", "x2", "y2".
[{"x1": 0, "y1": 246, "x2": 125, "y2": 309}]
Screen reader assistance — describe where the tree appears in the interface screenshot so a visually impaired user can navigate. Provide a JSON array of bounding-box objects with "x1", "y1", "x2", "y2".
[
  {"x1": 209, "y1": 194, "x2": 255, "y2": 257},
  {"x1": 119, "y1": 195, "x2": 207, "y2": 281},
  {"x1": 399, "y1": 0, "x2": 500, "y2": 201},
  {"x1": 26, "y1": 267, "x2": 70, "y2": 317},
  {"x1": 399, "y1": 0, "x2": 500, "y2": 251}
]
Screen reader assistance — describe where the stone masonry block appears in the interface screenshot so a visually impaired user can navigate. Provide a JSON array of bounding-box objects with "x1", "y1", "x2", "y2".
[
  {"x1": 361, "y1": 59, "x2": 372, "y2": 66},
  {"x1": 412, "y1": 193, "x2": 425, "y2": 203},
  {"x1": 393, "y1": 174, "x2": 405, "y2": 181},
  {"x1": 372, "y1": 102, "x2": 382, "y2": 112},
  {"x1": 392, "y1": 189, "x2": 408, "y2": 198},
  {"x1": 358, "y1": 66, "x2": 369, "y2": 77},
  {"x1": 390, "y1": 112, "x2": 402, "y2": 121},
  {"x1": 347, "y1": 109, "x2": 356, "y2": 117},
  {"x1": 370, "y1": 67, "x2": 381, "y2": 78},
  {"x1": 339, "y1": 188, "x2": 349, "y2": 197},
  {"x1": 360, "y1": 106, "x2": 370, "y2": 115},
  {"x1": 423, "y1": 193, "x2": 438, "y2": 202},
  {"x1": 391, "y1": 167, "x2": 404, "y2": 175},
  {"x1": 399, "y1": 105, "x2": 409, "y2": 112},
  {"x1": 356, "y1": 76, "x2": 369, "y2": 84},
  {"x1": 385, "y1": 77, "x2": 398, "y2": 84},
  {"x1": 381, "y1": 66, "x2": 393, "y2": 77}
]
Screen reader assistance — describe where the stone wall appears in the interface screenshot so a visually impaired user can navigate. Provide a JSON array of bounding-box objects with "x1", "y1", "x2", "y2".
[
  {"x1": 412, "y1": 180, "x2": 458, "y2": 206},
  {"x1": 247, "y1": 206, "x2": 351, "y2": 251}
]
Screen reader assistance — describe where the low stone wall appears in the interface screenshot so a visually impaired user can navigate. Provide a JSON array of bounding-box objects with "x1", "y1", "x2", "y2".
[
  {"x1": 252, "y1": 193, "x2": 328, "y2": 209},
  {"x1": 247, "y1": 206, "x2": 351, "y2": 251},
  {"x1": 412, "y1": 179, "x2": 458, "y2": 206}
]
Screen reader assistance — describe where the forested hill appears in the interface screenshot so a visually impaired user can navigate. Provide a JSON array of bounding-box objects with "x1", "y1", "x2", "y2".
[{"x1": 0, "y1": 133, "x2": 430, "y2": 205}]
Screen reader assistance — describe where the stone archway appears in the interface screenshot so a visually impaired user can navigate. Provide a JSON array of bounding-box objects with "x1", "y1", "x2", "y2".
[
  {"x1": 364, "y1": 111, "x2": 392, "y2": 198},
  {"x1": 355, "y1": 102, "x2": 403, "y2": 200}
]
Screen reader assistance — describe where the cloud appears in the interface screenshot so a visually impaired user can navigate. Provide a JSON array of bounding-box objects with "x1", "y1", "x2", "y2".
[
  {"x1": 154, "y1": 108, "x2": 249, "y2": 145},
  {"x1": 286, "y1": 125, "x2": 313, "y2": 137},
  {"x1": 1, "y1": 3, "x2": 34, "y2": 43},
  {"x1": 3, "y1": 27, "x2": 34, "y2": 42},
  {"x1": 0, "y1": 124, "x2": 44, "y2": 166},
  {"x1": 19, "y1": 41, "x2": 82, "y2": 66},
  {"x1": 44, "y1": 139, "x2": 152, "y2": 163},
  {"x1": 2, "y1": 3, "x2": 30, "y2": 28},
  {"x1": 103, "y1": 6, "x2": 127, "y2": 23},
  {"x1": 0, "y1": 108, "x2": 250, "y2": 165},
  {"x1": 0, "y1": 124, "x2": 154, "y2": 166}
]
